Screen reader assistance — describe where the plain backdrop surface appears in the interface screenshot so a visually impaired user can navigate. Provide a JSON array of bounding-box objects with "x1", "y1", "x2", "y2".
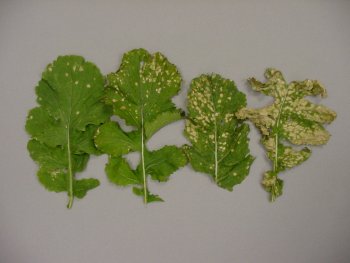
[{"x1": 1, "y1": 1, "x2": 350, "y2": 262}]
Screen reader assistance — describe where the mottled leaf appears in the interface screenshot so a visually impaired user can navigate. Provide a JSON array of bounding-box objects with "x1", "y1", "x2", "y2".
[
  {"x1": 26, "y1": 55, "x2": 110, "y2": 208},
  {"x1": 184, "y1": 74, "x2": 254, "y2": 191},
  {"x1": 236, "y1": 68, "x2": 337, "y2": 201},
  {"x1": 95, "y1": 49, "x2": 187, "y2": 203}
]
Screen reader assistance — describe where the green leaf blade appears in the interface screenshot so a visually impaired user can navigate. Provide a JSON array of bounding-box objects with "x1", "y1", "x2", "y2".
[
  {"x1": 94, "y1": 122, "x2": 139, "y2": 156},
  {"x1": 145, "y1": 146, "x2": 187, "y2": 182},
  {"x1": 96, "y1": 49, "x2": 186, "y2": 204},
  {"x1": 105, "y1": 156, "x2": 140, "y2": 186},
  {"x1": 144, "y1": 109, "x2": 183, "y2": 139},
  {"x1": 26, "y1": 55, "x2": 110, "y2": 208}
]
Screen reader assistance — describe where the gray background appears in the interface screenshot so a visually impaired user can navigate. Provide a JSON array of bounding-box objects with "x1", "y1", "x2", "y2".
[{"x1": 1, "y1": 0, "x2": 349, "y2": 262}]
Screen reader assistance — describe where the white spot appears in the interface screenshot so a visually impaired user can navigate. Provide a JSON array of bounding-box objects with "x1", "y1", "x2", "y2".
[
  {"x1": 86, "y1": 84, "x2": 91, "y2": 88},
  {"x1": 65, "y1": 73, "x2": 69, "y2": 77},
  {"x1": 29, "y1": 115, "x2": 33, "y2": 119},
  {"x1": 76, "y1": 111, "x2": 80, "y2": 115},
  {"x1": 67, "y1": 62, "x2": 70, "y2": 66},
  {"x1": 79, "y1": 66, "x2": 84, "y2": 72},
  {"x1": 48, "y1": 67, "x2": 52, "y2": 72},
  {"x1": 112, "y1": 99, "x2": 116, "y2": 103},
  {"x1": 75, "y1": 81, "x2": 79, "y2": 85}
]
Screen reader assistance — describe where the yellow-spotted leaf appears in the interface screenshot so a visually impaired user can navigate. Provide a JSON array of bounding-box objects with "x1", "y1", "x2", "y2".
[
  {"x1": 95, "y1": 49, "x2": 187, "y2": 203},
  {"x1": 184, "y1": 74, "x2": 254, "y2": 191},
  {"x1": 236, "y1": 68, "x2": 337, "y2": 201}
]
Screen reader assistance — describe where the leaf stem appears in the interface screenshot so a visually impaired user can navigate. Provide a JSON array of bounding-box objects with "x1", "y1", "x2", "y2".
[
  {"x1": 141, "y1": 109, "x2": 147, "y2": 204},
  {"x1": 67, "y1": 127, "x2": 74, "y2": 209},
  {"x1": 273, "y1": 86, "x2": 290, "y2": 173},
  {"x1": 274, "y1": 133, "x2": 278, "y2": 172}
]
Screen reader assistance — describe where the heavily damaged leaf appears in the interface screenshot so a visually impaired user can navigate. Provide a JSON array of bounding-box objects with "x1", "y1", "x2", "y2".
[
  {"x1": 95, "y1": 49, "x2": 187, "y2": 203},
  {"x1": 236, "y1": 68, "x2": 337, "y2": 201},
  {"x1": 184, "y1": 74, "x2": 254, "y2": 190},
  {"x1": 26, "y1": 56, "x2": 111, "y2": 208}
]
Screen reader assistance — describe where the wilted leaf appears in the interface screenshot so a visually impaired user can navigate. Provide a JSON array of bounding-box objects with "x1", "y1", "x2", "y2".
[{"x1": 236, "y1": 68, "x2": 337, "y2": 201}]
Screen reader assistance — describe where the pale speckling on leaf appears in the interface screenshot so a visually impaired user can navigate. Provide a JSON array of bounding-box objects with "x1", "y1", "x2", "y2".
[
  {"x1": 94, "y1": 49, "x2": 187, "y2": 204},
  {"x1": 236, "y1": 68, "x2": 337, "y2": 201},
  {"x1": 184, "y1": 74, "x2": 254, "y2": 191},
  {"x1": 26, "y1": 56, "x2": 111, "y2": 208}
]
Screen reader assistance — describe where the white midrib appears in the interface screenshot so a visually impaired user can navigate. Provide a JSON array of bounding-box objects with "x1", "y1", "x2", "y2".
[
  {"x1": 141, "y1": 108, "x2": 147, "y2": 203},
  {"x1": 209, "y1": 87, "x2": 219, "y2": 183},
  {"x1": 67, "y1": 126, "x2": 74, "y2": 208},
  {"x1": 273, "y1": 86, "x2": 290, "y2": 172},
  {"x1": 66, "y1": 79, "x2": 74, "y2": 209}
]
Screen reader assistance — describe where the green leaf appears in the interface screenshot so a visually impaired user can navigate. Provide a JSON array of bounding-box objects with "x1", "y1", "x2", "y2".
[
  {"x1": 132, "y1": 187, "x2": 164, "y2": 203},
  {"x1": 27, "y1": 139, "x2": 89, "y2": 172},
  {"x1": 26, "y1": 55, "x2": 111, "y2": 208},
  {"x1": 94, "y1": 122, "x2": 140, "y2": 156},
  {"x1": 73, "y1": 178, "x2": 100, "y2": 199},
  {"x1": 236, "y1": 68, "x2": 337, "y2": 201},
  {"x1": 37, "y1": 168, "x2": 67, "y2": 193},
  {"x1": 105, "y1": 156, "x2": 141, "y2": 186},
  {"x1": 144, "y1": 146, "x2": 187, "y2": 182},
  {"x1": 184, "y1": 74, "x2": 254, "y2": 191},
  {"x1": 144, "y1": 109, "x2": 183, "y2": 138},
  {"x1": 95, "y1": 49, "x2": 187, "y2": 203}
]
